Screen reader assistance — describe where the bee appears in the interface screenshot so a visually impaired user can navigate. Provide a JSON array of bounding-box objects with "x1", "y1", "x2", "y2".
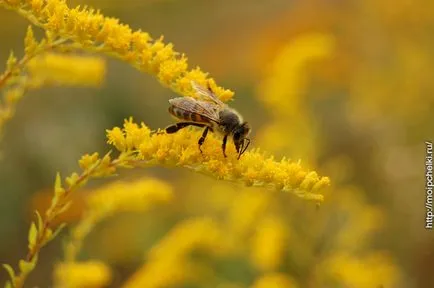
[{"x1": 164, "y1": 82, "x2": 251, "y2": 159}]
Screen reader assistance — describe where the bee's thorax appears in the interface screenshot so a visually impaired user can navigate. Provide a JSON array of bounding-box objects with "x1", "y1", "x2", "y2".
[{"x1": 218, "y1": 108, "x2": 243, "y2": 134}]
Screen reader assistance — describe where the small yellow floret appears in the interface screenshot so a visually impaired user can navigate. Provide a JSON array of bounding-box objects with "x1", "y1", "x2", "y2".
[{"x1": 78, "y1": 152, "x2": 100, "y2": 171}]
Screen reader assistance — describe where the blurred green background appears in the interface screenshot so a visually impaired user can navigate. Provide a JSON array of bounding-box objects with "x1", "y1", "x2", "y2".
[{"x1": 1, "y1": 0, "x2": 433, "y2": 287}]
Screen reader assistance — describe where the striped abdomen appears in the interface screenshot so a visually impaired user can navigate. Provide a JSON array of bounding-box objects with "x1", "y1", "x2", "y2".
[{"x1": 168, "y1": 105, "x2": 212, "y2": 124}]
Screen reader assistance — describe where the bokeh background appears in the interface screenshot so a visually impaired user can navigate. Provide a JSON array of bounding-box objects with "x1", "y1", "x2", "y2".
[{"x1": 1, "y1": 0, "x2": 433, "y2": 287}]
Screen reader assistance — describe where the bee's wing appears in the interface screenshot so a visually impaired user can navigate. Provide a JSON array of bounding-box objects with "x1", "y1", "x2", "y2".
[
  {"x1": 191, "y1": 81, "x2": 226, "y2": 107},
  {"x1": 169, "y1": 97, "x2": 221, "y2": 122}
]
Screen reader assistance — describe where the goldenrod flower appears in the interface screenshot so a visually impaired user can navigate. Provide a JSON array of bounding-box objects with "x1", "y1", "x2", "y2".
[
  {"x1": 0, "y1": 0, "x2": 233, "y2": 101},
  {"x1": 258, "y1": 34, "x2": 335, "y2": 114},
  {"x1": 87, "y1": 178, "x2": 173, "y2": 214},
  {"x1": 107, "y1": 118, "x2": 330, "y2": 202},
  {"x1": 27, "y1": 53, "x2": 105, "y2": 86},
  {"x1": 226, "y1": 189, "x2": 271, "y2": 236},
  {"x1": 0, "y1": 2, "x2": 334, "y2": 288},
  {"x1": 53, "y1": 261, "x2": 112, "y2": 288},
  {"x1": 123, "y1": 217, "x2": 226, "y2": 288},
  {"x1": 320, "y1": 252, "x2": 398, "y2": 288},
  {"x1": 256, "y1": 33, "x2": 335, "y2": 160},
  {"x1": 251, "y1": 273, "x2": 298, "y2": 288},
  {"x1": 65, "y1": 178, "x2": 174, "y2": 261},
  {"x1": 250, "y1": 216, "x2": 287, "y2": 271},
  {"x1": 0, "y1": 25, "x2": 103, "y2": 138}
]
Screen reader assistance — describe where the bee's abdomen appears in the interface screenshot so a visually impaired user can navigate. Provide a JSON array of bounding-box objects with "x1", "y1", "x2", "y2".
[{"x1": 168, "y1": 106, "x2": 209, "y2": 123}]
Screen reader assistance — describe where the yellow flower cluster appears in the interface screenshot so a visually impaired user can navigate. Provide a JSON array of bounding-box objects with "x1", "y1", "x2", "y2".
[
  {"x1": 322, "y1": 252, "x2": 397, "y2": 287},
  {"x1": 106, "y1": 118, "x2": 330, "y2": 202},
  {"x1": 0, "y1": 1, "x2": 338, "y2": 288},
  {"x1": 86, "y1": 178, "x2": 173, "y2": 215},
  {"x1": 3, "y1": 113, "x2": 329, "y2": 287},
  {"x1": 251, "y1": 273, "x2": 298, "y2": 288},
  {"x1": 0, "y1": 0, "x2": 234, "y2": 101},
  {"x1": 124, "y1": 217, "x2": 227, "y2": 288},
  {"x1": 257, "y1": 34, "x2": 335, "y2": 160},
  {"x1": 27, "y1": 53, "x2": 105, "y2": 86},
  {"x1": 311, "y1": 189, "x2": 399, "y2": 287},
  {"x1": 250, "y1": 33, "x2": 400, "y2": 287},
  {"x1": 258, "y1": 34, "x2": 335, "y2": 115},
  {"x1": 4, "y1": 150, "x2": 121, "y2": 288},
  {"x1": 53, "y1": 261, "x2": 111, "y2": 288},
  {"x1": 64, "y1": 178, "x2": 174, "y2": 262},
  {"x1": 0, "y1": 25, "x2": 105, "y2": 139},
  {"x1": 249, "y1": 216, "x2": 288, "y2": 272},
  {"x1": 225, "y1": 188, "x2": 272, "y2": 237}
]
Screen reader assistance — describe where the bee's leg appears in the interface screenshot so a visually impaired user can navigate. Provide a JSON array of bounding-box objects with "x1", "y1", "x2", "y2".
[
  {"x1": 221, "y1": 134, "x2": 228, "y2": 158},
  {"x1": 198, "y1": 127, "x2": 209, "y2": 154},
  {"x1": 165, "y1": 122, "x2": 205, "y2": 134}
]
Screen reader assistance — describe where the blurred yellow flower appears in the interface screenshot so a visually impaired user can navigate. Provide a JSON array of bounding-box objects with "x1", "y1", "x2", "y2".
[
  {"x1": 251, "y1": 273, "x2": 298, "y2": 288},
  {"x1": 250, "y1": 216, "x2": 287, "y2": 272},
  {"x1": 86, "y1": 178, "x2": 173, "y2": 214},
  {"x1": 53, "y1": 261, "x2": 112, "y2": 288},
  {"x1": 123, "y1": 217, "x2": 226, "y2": 288},
  {"x1": 148, "y1": 217, "x2": 228, "y2": 261},
  {"x1": 27, "y1": 53, "x2": 105, "y2": 86},
  {"x1": 65, "y1": 178, "x2": 174, "y2": 261},
  {"x1": 302, "y1": 187, "x2": 400, "y2": 287},
  {"x1": 257, "y1": 33, "x2": 335, "y2": 161},
  {"x1": 0, "y1": 25, "x2": 103, "y2": 138},
  {"x1": 227, "y1": 189, "x2": 271, "y2": 236},
  {"x1": 322, "y1": 252, "x2": 399, "y2": 288},
  {"x1": 258, "y1": 34, "x2": 335, "y2": 114}
]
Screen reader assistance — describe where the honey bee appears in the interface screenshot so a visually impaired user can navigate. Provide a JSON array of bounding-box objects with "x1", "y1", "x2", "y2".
[{"x1": 164, "y1": 82, "x2": 251, "y2": 159}]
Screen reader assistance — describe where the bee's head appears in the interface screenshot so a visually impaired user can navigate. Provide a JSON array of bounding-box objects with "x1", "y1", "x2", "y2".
[{"x1": 232, "y1": 122, "x2": 251, "y2": 159}]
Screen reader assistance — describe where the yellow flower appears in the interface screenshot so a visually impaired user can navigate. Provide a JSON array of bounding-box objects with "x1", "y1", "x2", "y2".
[
  {"x1": 123, "y1": 217, "x2": 226, "y2": 288},
  {"x1": 258, "y1": 33, "x2": 335, "y2": 114},
  {"x1": 251, "y1": 273, "x2": 298, "y2": 288},
  {"x1": 26, "y1": 53, "x2": 105, "y2": 86},
  {"x1": 250, "y1": 216, "x2": 287, "y2": 271},
  {"x1": 321, "y1": 252, "x2": 399, "y2": 288},
  {"x1": 147, "y1": 217, "x2": 226, "y2": 260},
  {"x1": 53, "y1": 261, "x2": 112, "y2": 288},
  {"x1": 106, "y1": 118, "x2": 329, "y2": 202},
  {"x1": 157, "y1": 56, "x2": 188, "y2": 86},
  {"x1": 106, "y1": 127, "x2": 126, "y2": 152},
  {"x1": 78, "y1": 152, "x2": 100, "y2": 171},
  {"x1": 0, "y1": 24, "x2": 104, "y2": 139},
  {"x1": 0, "y1": 3, "x2": 334, "y2": 288},
  {"x1": 0, "y1": 0, "x2": 234, "y2": 101},
  {"x1": 65, "y1": 178, "x2": 173, "y2": 261},
  {"x1": 227, "y1": 189, "x2": 271, "y2": 236},
  {"x1": 86, "y1": 178, "x2": 173, "y2": 215},
  {"x1": 256, "y1": 33, "x2": 335, "y2": 160}
]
